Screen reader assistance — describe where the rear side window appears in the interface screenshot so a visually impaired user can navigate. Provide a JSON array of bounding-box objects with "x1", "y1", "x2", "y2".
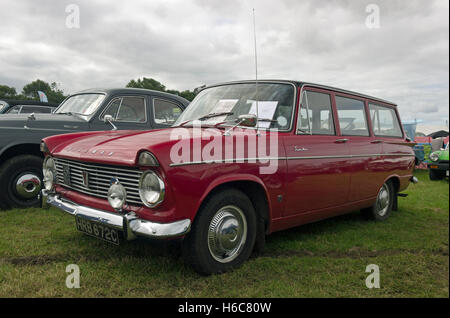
[
  {"x1": 298, "y1": 91, "x2": 335, "y2": 135},
  {"x1": 102, "y1": 96, "x2": 147, "y2": 123},
  {"x1": 335, "y1": 96, "x2": 369, "y2": 136},
  {"x1": 153, "y1": 98, "x2": 183, "y2": 126},
  {"x1": 369, "y1": 104, "x2": 403, "y2": 137},
  {"x1": 20, "y1": 106, "x2": 52, "y2": 113}
]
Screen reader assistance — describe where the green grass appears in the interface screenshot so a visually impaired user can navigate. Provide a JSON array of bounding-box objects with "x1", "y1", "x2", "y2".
[{"x1": 0, "y1": 170, "x2": 448, "y2": 297}]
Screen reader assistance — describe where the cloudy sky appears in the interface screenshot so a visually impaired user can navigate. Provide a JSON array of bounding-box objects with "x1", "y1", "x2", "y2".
[{"x1": 0, "y1": 0, "x2": 448, "y2": 132}]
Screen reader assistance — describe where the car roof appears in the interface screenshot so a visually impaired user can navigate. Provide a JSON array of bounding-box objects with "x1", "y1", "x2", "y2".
[
  {"x1": 72, "y1": 88, "x2": 190, "y2": 106},
  {"x1": 202, "y1": 79, "x2": 397, "y2": 107}
]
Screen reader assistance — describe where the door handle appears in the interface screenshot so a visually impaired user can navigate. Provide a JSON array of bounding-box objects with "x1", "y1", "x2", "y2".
[
  {"x1": 335, "y1": 139, "x2": 349, "y2": 143},
  {"x1": 371, "y1": 140, "x2": 384, "y2": 144}
]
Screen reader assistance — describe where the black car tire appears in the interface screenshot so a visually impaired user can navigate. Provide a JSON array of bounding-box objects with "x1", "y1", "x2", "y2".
[
  {"x1": 429, "y1": 169, "x2": 445, "y2": 181},
  {"x1": 362, "y1": 180, "x2": 395, "y2": 221},
  {"x1": 182, "y1": 188, "x2": 257, "y2": 275},
  {"x1": 0, "y1": 155, "x2": 43, "y2": 209}
]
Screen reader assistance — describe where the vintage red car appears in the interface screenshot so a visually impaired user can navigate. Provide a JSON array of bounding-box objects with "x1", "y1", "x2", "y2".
[{"x1": 41, "y1": 80, "x2": 417, "y2": 274}]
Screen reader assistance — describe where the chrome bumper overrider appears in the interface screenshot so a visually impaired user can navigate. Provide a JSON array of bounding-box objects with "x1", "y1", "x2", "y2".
[{"x1": 41, "y1": 190, "x2": 191, "y2": 240}]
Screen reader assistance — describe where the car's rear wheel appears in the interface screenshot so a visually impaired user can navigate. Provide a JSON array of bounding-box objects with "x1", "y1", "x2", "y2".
[
  {"x1": 0, "y1": 155, "x2": 43, "y2": 209},
  {"x1": 182, "y1": 188, "x2": 256, "y2": 275},
  {"x1": 429, "y1": 169, "x2": 445, "y2": 181},
  {"x1": 362, "y1": 181, "x2": 395, "y2": 221}
]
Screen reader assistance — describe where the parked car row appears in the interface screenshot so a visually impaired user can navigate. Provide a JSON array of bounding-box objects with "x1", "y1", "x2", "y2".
[
  {"x1": 0, "y1": 88, "x2": 189, "y2": 209},
  {"x1": 31, "y1": 80, "x2": 418, "y2": 274},
  {"x1": 0, "y1": 99, "x2": 58, "y2": 114}
]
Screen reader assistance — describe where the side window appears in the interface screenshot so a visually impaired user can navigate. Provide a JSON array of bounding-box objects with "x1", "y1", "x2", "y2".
[
  {"x1": 335, "y1": 96, "x2": 369, "y2": 136},
  {"x1": 298, "y1": 91, "x2": 335, "y2": 135},
  {"x1": 369, "y1": 104, "x2": 403, "y2": 137},
  {"x1": 153, "y1": 98, "x2": 183, "y2": 126},
  {"x1": 101, "y1": 96, "x2": 146, "y2": 123},
  {"x1": 6, "y1": 105, "x2": 21, "y2": 114}
]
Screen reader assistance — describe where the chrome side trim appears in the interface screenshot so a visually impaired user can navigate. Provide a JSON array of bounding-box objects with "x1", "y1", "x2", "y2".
[
  {"x1": 42, "y1": 191, "x2": 191, "y2": 240},
  {"x1": 169, "y1": 153, "x2": 415, "y2": 167}
]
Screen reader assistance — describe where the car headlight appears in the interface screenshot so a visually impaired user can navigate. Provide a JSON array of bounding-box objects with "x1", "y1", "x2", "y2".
[
  {"x1": 430, "y1": 152, "x2": 440, "y2": 162},
  {"x1": 139, "y1": 171, "x2": 165, "y2": 207},
  {"x1": 40, "y1": 141, "x2": 50, "y2": 154},
  {"x1": 138, "y1": 151, "x2": 159, "y2": 166},
  {"x1": 42, "y1": 156, "x2": 56, "y2": 191},
  {"x1": 108, "y1": 179, "x2": 127, "y2": 210}
]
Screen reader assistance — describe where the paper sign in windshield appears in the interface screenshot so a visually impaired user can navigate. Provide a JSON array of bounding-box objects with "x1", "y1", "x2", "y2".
[{"x1": 249, "y1": 101, "x2": 278, "y2": 128}]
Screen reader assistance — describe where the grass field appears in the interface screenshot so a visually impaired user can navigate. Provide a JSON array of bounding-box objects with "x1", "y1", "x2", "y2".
[{"x1": 0, "y1": 170, "x2": 448, "y2": 297}]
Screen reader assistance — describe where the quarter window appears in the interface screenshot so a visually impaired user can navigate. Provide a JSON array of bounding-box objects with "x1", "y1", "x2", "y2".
[
  {"x1": 102, "y1": 96, "x2": 146, "y2": 123},
  {"x1": 335, "y1": 96, "x2": 369, "y2": 136},
  {"x1": 153, "y1": 99, "x2": 183, "y2": 126},
  {"x1": 298, "y1": 91, "x2": 335, "y2": 135},
  {"x1": 369, "y1": 104, "x2": 403, "y2": 137}
]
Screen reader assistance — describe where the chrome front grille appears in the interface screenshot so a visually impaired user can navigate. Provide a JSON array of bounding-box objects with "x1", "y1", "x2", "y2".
[{"x1": 54, "y1": 157, "x2": 143, "y2": 205}]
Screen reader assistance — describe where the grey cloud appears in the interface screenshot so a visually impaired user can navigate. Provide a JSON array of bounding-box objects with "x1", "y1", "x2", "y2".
[{"x1": 0, "y1": 0, "x2": 448, "y2": 129}]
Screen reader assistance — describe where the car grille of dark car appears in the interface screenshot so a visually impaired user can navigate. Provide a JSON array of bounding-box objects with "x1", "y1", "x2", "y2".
[{"x1": 54, "y1": 157, "x2": 143, "y2": 205}]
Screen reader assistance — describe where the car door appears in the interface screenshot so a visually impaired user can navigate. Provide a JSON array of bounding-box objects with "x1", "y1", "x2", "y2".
[
  {"x1": 93, "y1": 95, "x2": 151, "y2": 131},
  {"x1": 150, "y1": 97, "x2": 185, "y2": 129},
  {"x1": 334, "y1": 94, "x2": 383, "y2": 202},
  {"x1": 283, "y1": 87, "x2": 351, "y2": 216}
]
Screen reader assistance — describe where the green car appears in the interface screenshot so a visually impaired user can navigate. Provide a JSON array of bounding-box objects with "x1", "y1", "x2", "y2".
[{"x1": 428, "y1": 143, "x2": 449, "y2": 180}]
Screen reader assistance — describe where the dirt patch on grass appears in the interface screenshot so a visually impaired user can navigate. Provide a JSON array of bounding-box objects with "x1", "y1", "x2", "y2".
[{"x1": 262, "y1": 246, "x2": 449, "y2": 259}]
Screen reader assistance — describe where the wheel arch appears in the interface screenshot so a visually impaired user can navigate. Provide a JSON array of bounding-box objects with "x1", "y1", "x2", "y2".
[
  {"x1": 195, "y1": 176, "x2": 272, "y2": 235},
  {"x1": 0, "y1": 143, "x2": 43, "y2": 163}
]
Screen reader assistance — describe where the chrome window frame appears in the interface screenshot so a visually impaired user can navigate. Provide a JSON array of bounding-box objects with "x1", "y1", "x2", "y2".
[
  {"x1": 296, "y1": 89, "x2": 337, "y2": 136},
  {"x1": 182, "y1": 81, "x2": 297, "y2": 132},
  {"x1": 334, "y1": 95, "x2": 370, "y2": 137},
  {"x1": 99, "y1": 95, "x2": 148, "y2": 124},
  {"x1": 368, "y1": 102, "x2": 404, "y2": 139},
  {"x1": 152, "y1": 97, "x2": 184, "y2": 127}
]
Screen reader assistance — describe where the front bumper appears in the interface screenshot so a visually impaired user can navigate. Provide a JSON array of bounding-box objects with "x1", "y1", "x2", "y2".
[
  {"x1": 41, "y1": 190, "x2": 191, "y2": 240},
  {"x1": 428, "y1": 162, "x2": 449, "y2": 171}
]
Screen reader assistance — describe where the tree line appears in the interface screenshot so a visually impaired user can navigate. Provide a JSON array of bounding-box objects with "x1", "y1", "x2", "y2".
[{"x1": 0, "y1": 77, "x2": 197, "y2": 104}]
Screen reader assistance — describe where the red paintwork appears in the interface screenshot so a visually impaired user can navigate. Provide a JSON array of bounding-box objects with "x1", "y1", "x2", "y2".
[{"x1": 44, "y1": 84, "x2": 415, "y2": 235}]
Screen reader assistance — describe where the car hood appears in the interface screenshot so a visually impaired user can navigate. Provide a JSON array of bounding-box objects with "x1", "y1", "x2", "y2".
[
  {"x1": 0, "y1": 113, "x2": 88, "y2": 131},
  {"x1": 46, "y1": 127, "x2": 268, "y2": 167}
]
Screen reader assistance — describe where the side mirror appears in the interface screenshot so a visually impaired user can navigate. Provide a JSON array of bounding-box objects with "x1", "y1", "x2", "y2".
[
  {"x1": 104, "y1": 115, "x2": 117, "y2": 130},
  {"x1": 237, "y1": 114, "x2": 257, "y2": 127}
]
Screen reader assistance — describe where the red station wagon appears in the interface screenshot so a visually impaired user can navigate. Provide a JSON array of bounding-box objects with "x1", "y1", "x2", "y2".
[{"x1": 41, "y1": 80, "x2": 418, "y2": 274}]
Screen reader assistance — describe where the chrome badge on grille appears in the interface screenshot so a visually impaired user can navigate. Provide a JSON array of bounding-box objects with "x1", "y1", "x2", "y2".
[
  {"x1": 82, "y1": 171, "x2": 89, "y2": 188},
  {"x1": 63, "y1": 165, "x2": 71, "y2": 186}
]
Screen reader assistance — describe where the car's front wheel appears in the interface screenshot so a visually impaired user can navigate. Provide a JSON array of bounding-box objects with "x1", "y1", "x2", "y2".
[
  {"x1": 0, "y1": 155, "x2": 43, "y2": 209},
  {"x1": 362, "y1": 180, "x2": 395, "y2": 221},
  {"x1": 183, "y1": 188, "x2": 256, "y2": 275}
]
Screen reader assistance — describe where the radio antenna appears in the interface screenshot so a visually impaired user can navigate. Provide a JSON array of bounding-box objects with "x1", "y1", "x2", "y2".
[{"x1": 252, "y1": 8, "x2": 260, "y2": 136}]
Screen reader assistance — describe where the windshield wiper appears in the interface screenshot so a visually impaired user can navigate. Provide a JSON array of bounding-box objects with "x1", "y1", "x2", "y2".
[
  {"x1": 197, "y1": 112, "x2": 234, "y2": 121},
  {"x1": 175, "y1": 112, "x2": 234, "y2": 127}
]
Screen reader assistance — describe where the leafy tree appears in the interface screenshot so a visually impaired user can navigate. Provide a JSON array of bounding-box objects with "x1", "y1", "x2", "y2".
[
  {"x1": 127, "y1": 77, "x2": 197, "y2": 101},
  {"x1": 21, "y1": 79, "x2": 66, "y2": 103},
  {"x1": 126, "y1": 77, "x2": 166, "y2": 92},
  {"x1": 0, "y1": 85, "x2": 17, "y2": 99}
]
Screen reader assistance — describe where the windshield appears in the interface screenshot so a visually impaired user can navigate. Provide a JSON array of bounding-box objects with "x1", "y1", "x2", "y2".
[
  {"x1": 174, "y1": 83, "x2": 295, "y2": 130},
  {"x1": 55, "y1": 93, "x2": 105, "y2": 116},
  {"x1": 0, "y1": 101, "x2": 7, "y2": 112}
]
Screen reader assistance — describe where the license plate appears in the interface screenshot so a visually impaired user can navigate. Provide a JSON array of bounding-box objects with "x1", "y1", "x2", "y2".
[
  {"x1": 430, "y1": 165, "x2": 438, "y2": 169},
  {"x1": 75, "y1": 215, "x2": 120, "y2": 245}
]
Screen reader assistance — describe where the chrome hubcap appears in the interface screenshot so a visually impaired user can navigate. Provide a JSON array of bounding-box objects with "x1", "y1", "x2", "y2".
[
  {"x1": 375, "y1": 184, "x2": 390, "y2": 216},
  {"x1": 15, "y1": 174, "x2": 42, "y2": 199},
  {"x1": 208, "y1": 205, "x2": 247, "y2": 263}
]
